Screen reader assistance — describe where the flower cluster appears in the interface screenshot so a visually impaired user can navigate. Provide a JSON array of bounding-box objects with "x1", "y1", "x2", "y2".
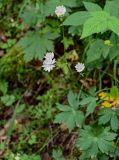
[
  {"x1": 42, "y1": 6, "x2": 85, "y2": 73},
  {"x1": 55, "y1": 5, "x2": 66, "y2": 17},
  {"x1": 42, "y1": 52, "x2": 85, "y2": 73},
  {"x1": 98, "y1": 92, "x2": 119, "y2": 110}
]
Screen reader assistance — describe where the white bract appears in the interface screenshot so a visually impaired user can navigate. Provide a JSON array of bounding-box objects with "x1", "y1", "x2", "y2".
[
  {"x1": 75, "y1": 63, "x2": 85, "y2": 73},
  {"x1": 42, "y1": 52, "x2": 55, "y2": 72},
  {"x1": 55, "y1": 5, "x2": 66, "y2": 17}
]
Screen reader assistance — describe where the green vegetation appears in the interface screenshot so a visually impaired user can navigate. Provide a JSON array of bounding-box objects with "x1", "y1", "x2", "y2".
[{"x1": 0, "y1": 0, "x2": 119, "y2": 159}]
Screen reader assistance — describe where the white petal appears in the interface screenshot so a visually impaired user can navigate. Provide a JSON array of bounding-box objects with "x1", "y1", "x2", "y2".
[
  {"x1": 55, "y1": 5, "x2": 66, "y2": 17},
  {"x1": 75, "y1": 63, "x2": 85, "y2": 73}
]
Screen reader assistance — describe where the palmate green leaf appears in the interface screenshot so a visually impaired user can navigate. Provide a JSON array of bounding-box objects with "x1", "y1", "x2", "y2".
[
  {"x1": 88, "y1": 142, "x2": 99, "y2": 158},
  {"x1": 54, "y1": 108, "x2": 84, "y2": 131},
  {"x1": 76, "y1": 125, "x2": 117, "y2": 158},
  {"x1": 79, "y1": 96, "x2": 98, "y2": 116},
  {"x1": 67, "y1": 90, "x2": 79, "y2": 109},
  {"x1": 83, "y1": 1, "x2": 102, "y2": 12},
  {"x1": 20, "y1": 5, "x2": 39, "y2": 27},
  {"x1": 98, "y1": 108, "x2": 119, "y2": 131},
  {"x1": 98, "y1": 139, "x2": 112, "y2": 154},
  {"x1": 54, "y1": 91, "x2": 84, "y2": 131},
  {"x1": 56, "y1": 104, "x2": 71, "y2": 111},
  {"x1": 86, "y1": 101, "x2": 97, "y2": 116},
  {"x1": 79, "y1": 97, "x2": 96, "y2": 105},
  {"x1": 18, "y1": 31, "x2": 59, "y2": 61},
  {"x1": 98, "y1": 111, "x2": 112, "y2": 124},
  {"x1": 63, "y1": 11, "x2": 91, "y2": 26}
]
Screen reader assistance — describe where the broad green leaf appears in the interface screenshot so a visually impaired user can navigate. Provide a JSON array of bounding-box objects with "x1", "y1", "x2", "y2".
[
  {"x1": 104, "y1": 1, "x2": 119, "y2": 18},
  {"x1": 110, "y1": 86, "x2": 119, "y2": 98},
  {"x1": 81, "y1": 11, "x2": 109, "y2": 38},
  {"x1": 86, "y1": 39, "x2": 110, "y2": 63},
  {"x1": 63, "y1": 11, "x2": 91, "y2": 26},
  {"x1": 108, "y1": 16, "x2": 119, "y2": 36},
  {"x1": 83, "y1": 2, "x2": 102, "y2": 12},
  {"x1": 18, "y1": 31, "x2": 59, "y2": 61},
  {"x1": 61, "y1": 0, "x2": 77, "y2": 7}
]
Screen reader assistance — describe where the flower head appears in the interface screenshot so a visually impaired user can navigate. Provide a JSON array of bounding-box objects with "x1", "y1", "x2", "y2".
[
  {"x1": 55, "y1": 5, "x2": 66, "y2": 17},
  {"x1": 42, "y1": 52, "x2": 55, "y2": 72},
  {"x1": 75, "y1": 62, "x2": 85, "y2": 73}
]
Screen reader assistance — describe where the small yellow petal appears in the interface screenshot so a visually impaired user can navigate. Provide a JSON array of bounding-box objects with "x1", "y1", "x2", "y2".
[
  {"x1": 101, "y1": 101, "x2": 111, "y2": 108},
  {"x1": 116, "y1": 99, "x2": 119, "y2": 105},
  {"x1": 98, "y1": 92, "x2": 107, "y2": 99}
]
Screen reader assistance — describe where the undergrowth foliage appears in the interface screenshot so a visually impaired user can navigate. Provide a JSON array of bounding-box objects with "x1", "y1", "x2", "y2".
[{"x1": 0, "y1": 0, "x2": 119, "y2": 160}]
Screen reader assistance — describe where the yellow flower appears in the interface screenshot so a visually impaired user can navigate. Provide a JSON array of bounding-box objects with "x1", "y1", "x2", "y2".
[
  {"x1": 98, "y1": 92, "x2": 107, "y2": 99},
  {"x1": 115, "y1": 99, "x2": 119, "y2": 105},
  {"x1": 101, "y1": 101, "x2": 111, "y2": 108}
]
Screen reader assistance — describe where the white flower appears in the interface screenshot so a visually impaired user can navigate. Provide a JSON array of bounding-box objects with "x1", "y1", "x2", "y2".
[
  {"x1": 75, "y1": 62, "x2": 85, "y2": 73},
  {"x1": 55, "y1": 5, "x2": 66, "y2": 17},
  {"x1": 42, "y1": 52, "x2": 55, "y2": 72}
]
